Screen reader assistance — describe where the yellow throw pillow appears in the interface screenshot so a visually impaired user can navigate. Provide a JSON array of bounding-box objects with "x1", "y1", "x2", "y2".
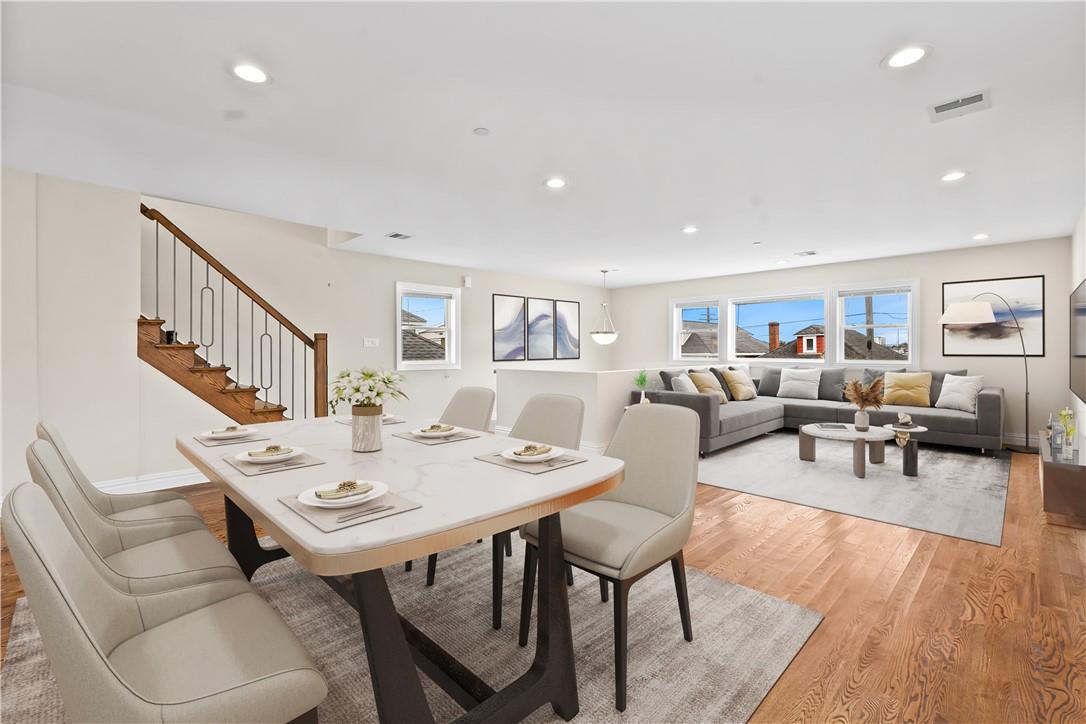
[
  {"x1": 688, "y1": 371, "x2": 727, "y2": 403},
  {"x1": 723, "y1": 369, "x2": 758, "y2": 401},
  {"x1": 883, "y1": 371, "x2": 933, "y2": 407}
]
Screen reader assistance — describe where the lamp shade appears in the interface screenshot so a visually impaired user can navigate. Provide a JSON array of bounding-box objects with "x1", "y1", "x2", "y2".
[{"x1": 939, "y1": 301, "x2": 996, "y2": 325}]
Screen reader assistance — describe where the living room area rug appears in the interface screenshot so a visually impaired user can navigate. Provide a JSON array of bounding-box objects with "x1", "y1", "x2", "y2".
[
  {"x1": 1, "y1": 539, "x2": 822, "y2": 723},
  {"x1": 698, "y1": 430, "x2": 1010, "y2": 545}
]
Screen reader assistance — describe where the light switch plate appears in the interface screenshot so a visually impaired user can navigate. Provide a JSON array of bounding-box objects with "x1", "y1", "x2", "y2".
[{"x1": 364, "y1": 337, "x2": 379, "y2": 348}]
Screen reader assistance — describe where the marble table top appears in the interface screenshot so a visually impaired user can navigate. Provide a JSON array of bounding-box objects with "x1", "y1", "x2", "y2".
[
  {"x1": 800, "y1": 422, "x2": 895, "y2": 442},
  {"x1": 177, "y1": 417, "x2": 624, "y2": 575}
]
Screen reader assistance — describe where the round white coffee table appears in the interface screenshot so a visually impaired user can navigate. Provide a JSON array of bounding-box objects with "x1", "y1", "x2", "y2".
[
  {"x1": 882, "y1": 424, "x2": 929, "y2": 477},
  {"x1": 798, "y1": 423, "x2": 895, "y2": 479}
]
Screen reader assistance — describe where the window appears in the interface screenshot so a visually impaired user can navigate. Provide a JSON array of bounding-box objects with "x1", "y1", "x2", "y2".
[
  {"x1": 396, "y1": 282, "x2": 461, "y2": 370},
  {"x1": 671, "y1": 299, "x2": 720, "y2": 360},
  {"x1": 730, "y1": 293, "x2": 826, "y2": 361},
  {"x1": 836, "y1": 285, "x2": 913, "y2": 363}
]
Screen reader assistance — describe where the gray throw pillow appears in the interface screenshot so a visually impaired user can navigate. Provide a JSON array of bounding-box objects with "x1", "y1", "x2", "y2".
[
  {"x1": 863, "y1": 367, "x2": 906, "y2": 387},
  {"x1": 928, "y1": 369, "x2": 968, "y2": 403},
  {"x1": 707, "y1": 367, "x2": 734, "y2": 400},
  {"x1": 659, "y1": 369, "x2": 684, "y2": 391},
  {"x1": 758, "y1": 368, "x2": 782, "y2": 397},
  {"x1": 818, "y1": 367, "x2": 846, "y2": 401}
]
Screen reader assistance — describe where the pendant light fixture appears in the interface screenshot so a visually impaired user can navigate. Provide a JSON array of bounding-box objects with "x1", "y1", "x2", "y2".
[{"x1": 590, "y1": 269, "x2": 620, "y2": 345}]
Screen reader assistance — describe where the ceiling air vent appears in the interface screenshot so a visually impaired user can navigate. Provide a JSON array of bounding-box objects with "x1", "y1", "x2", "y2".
[
  {"x1": 794, "y1": 250, "x2": 818, "y2": 257},
  {"x1": 385, "y1": 232, "x2": 412, "y2": 240},
  {"x1": 927, "y1": 89, "x2": 991, "y2": 123}
]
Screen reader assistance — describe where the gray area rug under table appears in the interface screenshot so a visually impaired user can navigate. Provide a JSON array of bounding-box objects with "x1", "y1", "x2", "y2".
[
  {"x1": 699, "y1": 430, "x2": 1010, "y2": 545},
  {"x1": 1, "y1": 540, "x2": 822, "y2": 723}
]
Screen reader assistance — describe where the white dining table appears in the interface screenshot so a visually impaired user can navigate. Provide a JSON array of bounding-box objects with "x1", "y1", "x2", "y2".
[{"x1": 177, "y1": 415, "x2": 625, "y2": 724}]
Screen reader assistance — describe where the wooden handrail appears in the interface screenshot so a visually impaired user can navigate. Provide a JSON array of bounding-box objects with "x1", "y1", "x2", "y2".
[{"x1": 141, "y1": 204, "x2": 316, "y2": 348}]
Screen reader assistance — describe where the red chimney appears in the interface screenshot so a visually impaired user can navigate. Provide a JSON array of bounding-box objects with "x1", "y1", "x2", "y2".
[{"x1": 768, "y1": 322, "x2": 780, "y2": 351}]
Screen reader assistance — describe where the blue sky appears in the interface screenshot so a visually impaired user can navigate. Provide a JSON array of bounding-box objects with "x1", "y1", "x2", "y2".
[
  {"x1": 402, "y1": 295, "x2": 446, "y2": 326},
  {"x1": 682, "y1": 293, "x2": 909, "y2": 345}
]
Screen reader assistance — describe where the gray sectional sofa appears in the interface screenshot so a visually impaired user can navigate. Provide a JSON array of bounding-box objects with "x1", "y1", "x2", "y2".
[{"x1": 632, "y1": 367, "x2": 1004, "y2": 455}]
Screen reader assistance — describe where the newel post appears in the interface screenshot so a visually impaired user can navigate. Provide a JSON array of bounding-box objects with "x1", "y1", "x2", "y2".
[{"x1": 314, "y1": 333, "x2": 329, "y2": 417}]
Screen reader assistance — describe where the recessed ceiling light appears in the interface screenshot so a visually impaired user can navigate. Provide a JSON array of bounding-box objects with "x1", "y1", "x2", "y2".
[
  {"x1": 752, "y1": 241, "x2": 762, "y2": 246},
  {"x1": 776, "y1": 260, "x2": 788, "y2": 266},
  {"x1": 972, "y1": 233, "x2": 990, "y2": 241},
  {"x1": 682, "y1": 226, "x2": 698, "y2": 234},
  {"x1": 544, "y1": 177, "x2": 566, "y2": 189},
  {"x1": 473, "y1": 127, "x2": 490, "y2": 136},
  {"x1": 233, "y1": 64, "x2": 268, "y2": 83},
  {"x1": 884, "y1": 46, "x2": 928, "y2": 69},
  {"x1": 941, "y1": 170, "x2": 968, "y2": 183}
]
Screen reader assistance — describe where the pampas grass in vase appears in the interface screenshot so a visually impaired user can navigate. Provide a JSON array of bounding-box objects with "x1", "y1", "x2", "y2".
[{"x1": 843, "y1": 377, "x2": 884, "y2": 431}]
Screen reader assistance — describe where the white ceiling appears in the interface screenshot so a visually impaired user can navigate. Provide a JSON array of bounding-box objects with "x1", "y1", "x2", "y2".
[{"x1": 3, "y1": 2, "x2": 1083, "y2": 287}]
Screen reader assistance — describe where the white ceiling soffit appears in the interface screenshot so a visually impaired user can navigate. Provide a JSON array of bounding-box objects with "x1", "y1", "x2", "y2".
[{"x1": 2, "y1": 2, "x2": 1083, "y2": 287}]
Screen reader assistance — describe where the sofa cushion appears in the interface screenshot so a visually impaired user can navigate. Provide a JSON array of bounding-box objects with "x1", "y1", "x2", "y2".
[
  {"x1": 781, "y1": 398, "x2": 849, "y2": 422},
  {"x1": 929, "y1": 369, "x2": 968, "y2": 403},
  {"x1": 936, "y1": 374, "x2": 985, "y2": 413},
  {"x1": 718, "y1": 399, "x2": 783, "y2": 434},
  {"x1": 757, "y1": 367, "x2": 782, "y2": 397},
  {"x1": 659, "y1": 369, "x2": 685, "y2": 391},
  {"x1": 838, "y1": 404, "x2": 977, "y2": 435},
  {"x1": 884, "y1": 371, "x2": 933, "y2": 407},
  {"x1": 778, "y1": 368, "x2": 821, "y2": 399},
  {"x1": 723, "y1": 368, "x2": 758, "y2": 401},
  {"x1": 689, "y1": 371, "x2": 727, "y2": 403},
  {"x1": 671, "y1": 373, "x2": 698, "y2": 393},
  {"x1": 818, "y1": 367, "x2": 846, "y2": 401},
  {"x1": 862, "y1": 367, "x2": 906, "y2": 386},
  {"x1": 708, "y1": 367, "x2": 734, "y2": 400}
]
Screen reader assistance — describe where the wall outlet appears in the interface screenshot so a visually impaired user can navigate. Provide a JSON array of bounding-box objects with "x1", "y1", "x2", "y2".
[{"x1": 364, "y1": 337, "x2": 379, "y2": 348}]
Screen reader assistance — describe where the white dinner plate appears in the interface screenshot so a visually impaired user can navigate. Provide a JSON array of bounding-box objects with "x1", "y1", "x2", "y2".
[
  {"x1": 204, "y1": 426, "x2": 256, "y2": 440},
  {"x1": 412, "y1": 425, "x2": 460, "y2": 439},
  {"x1": 297, "y1": 480, "x2": 389, "y2": 509},
  {"x1": 235, "y1": 446, "x2": 305, "y2": 465},
  {"x1": 500, "y1": 445, "x2": 565, "y2": 464}
]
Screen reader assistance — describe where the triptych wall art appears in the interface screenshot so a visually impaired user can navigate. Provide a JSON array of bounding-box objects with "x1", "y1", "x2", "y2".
[{"x1": 492, "y1": 294, "x2": 580, "y2": 361}]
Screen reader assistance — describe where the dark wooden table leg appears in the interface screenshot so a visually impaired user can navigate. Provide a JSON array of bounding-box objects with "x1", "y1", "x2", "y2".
[
  {"x1": 903, "y1": 439, "x2": 919, "y2": 477},
  {"x1": 352, "y1": 570, "x2": 436, "y2": 724},
  {"x1": 223, "y1": 495, "x2": 289, "y2": 579},
  {"x1": 492, "y1": 535, "x2": 504, "y2": 629}
]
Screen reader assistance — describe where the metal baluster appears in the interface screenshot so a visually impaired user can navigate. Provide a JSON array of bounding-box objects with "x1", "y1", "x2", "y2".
[
  {"x1": 259, "y1": 311, "x2": 272, "y2": 401},
  {"x1": 199, "y1": 263, "x2": 214, "y2": 363},
  {"x1": 188, "y1": 249, "x2": 194, "y2": 343},
  {"x1": 172, "y1": 236, "x2": 177, "y2": 333},
  {"x1": 236, "y1": 286, "x2": 240, "y2": 384},
  {"x1": 303, "y1": 346, "x2": 307, "y2": 419},
  {"x1": 154, "y1": 220, "x2": 160, "y2": 319},
  {"x1": 251, "y1": 300, "x2": 255, "y2": 390},
  {"x1": 291, "y1": 336, "x2": 295, "y2": 419},
  {"x1": 278, "y1": 323, "x2": 283, "y2": 406},
  {"x1": 221, "y1": 273, "x2": 225, "y2": 367}
]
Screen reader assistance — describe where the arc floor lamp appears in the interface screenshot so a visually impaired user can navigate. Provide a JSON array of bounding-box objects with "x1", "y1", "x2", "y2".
[{"x1": 939, "y1": 293, "x2": 1037, "y2": 454}]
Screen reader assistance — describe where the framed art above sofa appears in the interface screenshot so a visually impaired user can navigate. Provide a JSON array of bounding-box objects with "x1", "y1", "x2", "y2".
[{"x1": 942, "y1": 275, "x2": 1045, "y2": 357}]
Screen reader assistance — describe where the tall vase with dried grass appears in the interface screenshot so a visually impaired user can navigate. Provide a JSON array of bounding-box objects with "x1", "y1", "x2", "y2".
[{"x1": 843, "y1": 377, "x2": 884, "y2": 432}]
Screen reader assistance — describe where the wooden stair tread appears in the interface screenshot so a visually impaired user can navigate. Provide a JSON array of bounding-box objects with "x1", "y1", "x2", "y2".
[
  {"x1": 190, "y1": 364, "x2": 230, "y2": 373},
  {"x1": 156, "y1": 342, "x2": 199, "y2": 350},
  {"x1": 222, "y1": 384, "x2": 259, "y2": 394},
  {"x1": 138, "y1": 317, "x2": 166, "y2": 326},
  {"x1": 253, "y1": 400, "x2": 287, "y2": 414}
]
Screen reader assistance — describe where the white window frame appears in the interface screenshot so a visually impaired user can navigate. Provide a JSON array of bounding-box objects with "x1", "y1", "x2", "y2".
[
  {"x1": 668, "y1": 296, "x2": 724, "y2": 363},
  {"x1": 725, "y1": 289, "x2": 830, "y2": 365},
  {"x1": 832, "y1": 279, "x2": 918, "y2": 368},
  {"x1": 395, "y1": 281, "x2": 461, "y2": 371}
]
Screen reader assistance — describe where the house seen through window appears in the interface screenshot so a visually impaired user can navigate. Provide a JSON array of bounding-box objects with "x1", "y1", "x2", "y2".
[
  {"x1": 732, "y1": 295, "x2": 826, "y2": 360},
  {"x1": 396, "y1": 282, "x2": 461, "y2": 370},
  {"x1": 676, "y1": 303, "x2": 720, "y2": 359}
]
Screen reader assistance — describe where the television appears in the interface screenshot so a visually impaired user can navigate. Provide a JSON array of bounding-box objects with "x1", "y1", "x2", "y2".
[{"x1": 1072, "y1": 278, "x2": 1086, "y2": 403}]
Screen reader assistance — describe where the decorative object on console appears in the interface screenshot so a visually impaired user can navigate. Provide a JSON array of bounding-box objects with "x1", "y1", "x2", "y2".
[
  {"x1": 777, "y1": 368, "x2": 822, "y2": 400},
  {"x1": 555, "y1": 299, "x2": 581, "y2": 359},
  {"x1": 942, "y1": 275, "x2": 1045, "y2": 357},
  {"x1": 940, "y1": 285, "x2": 1040, "y2": 453},
  {"x1": 590, "y1": 269, "x2": 620, "y2": 345},
  {"x1": 935, "y1": 374, "x2": 985, "y2": 413},
  {"x1": 722, "y1": 368, "x2": 758, "y2": 401},
  {"x1": 330, "y1": 367, "x2": 407, "y2": 452},
  {"x1": 883, "y1": 371, "x2": 933, "y2": 407},
  {"x1": 527, "y1": 298, "x2": 556, "y2": 360},
  {"x1": 492, "y1": 294, "x2": 527, "y2": 361},
  {"x1": 634, "y1": 369, "x2": 650, "y2": 404},
  {"x1": 843, "y1": 377, "x2": 884, "y2": 431}
]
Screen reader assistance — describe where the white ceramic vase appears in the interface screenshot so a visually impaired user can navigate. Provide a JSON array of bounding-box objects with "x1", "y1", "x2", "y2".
[
  {"x1": 854, "y1": 410, "x2": 870, "y2": 431},
  {"x1": 352, "y1": 404, "x2": 383, "y2": 452},
  {"x1": 639, "y1": 390, "x2": 650, "y2": 404}
]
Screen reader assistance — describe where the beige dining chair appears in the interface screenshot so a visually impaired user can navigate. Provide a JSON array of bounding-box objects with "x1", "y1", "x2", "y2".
[
  {"x1": 27, "y1": 439, "x2": 246, "y2": 593},
  {"x1": 517, "y1": 403, "x2": 700, "y2": 711},
  {"x1": 3, "y1": 482, "x2": 327, "y2": 724},
  {"x1": 421, "y1": 393, "x2": 586, "y2": 631},
  {"x1": 37, "y1": 420, "x2": 204, "y2": 523},
  {"x1": 438, "y1": 386, "x2": 496, "y2": 431}
]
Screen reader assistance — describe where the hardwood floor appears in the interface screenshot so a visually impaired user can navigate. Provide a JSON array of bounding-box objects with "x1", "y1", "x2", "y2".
[{"x1": 2, "y1": 452, "x2": 1083, "y2": 721}]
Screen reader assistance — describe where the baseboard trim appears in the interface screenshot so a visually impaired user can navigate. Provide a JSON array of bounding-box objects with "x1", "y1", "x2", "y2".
[
  {"x1": 492, "y1": 425, "x2": 607, "y2": 454},
  {"x1": 95, "y1": 468, "x2": 207, "y2": 494},
  {"x1": 1002, "y1": 432, "x2": 1038, "y2": 448}
]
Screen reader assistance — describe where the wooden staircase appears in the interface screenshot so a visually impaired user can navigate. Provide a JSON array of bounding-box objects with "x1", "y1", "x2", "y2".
[{"x1": 138, "y1": 204, "x2": 327, "y2": 424}]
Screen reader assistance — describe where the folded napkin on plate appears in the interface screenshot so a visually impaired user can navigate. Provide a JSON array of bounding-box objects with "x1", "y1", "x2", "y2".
[
  {"x1": 214, "y1": 425, "x2": 243, "y2": 434},
  {"x1": 248, "y1": 444, "x2": 293, "y2": 458},
  {"x1": 421, "y1": 423, "x2": 454, "y2": 433},
  {"x1": 514, "y1": 443, "x2": 552, "y2": 457},
  {"x1": 315, "y1": 480, "x2": 374, "y2": 500}
]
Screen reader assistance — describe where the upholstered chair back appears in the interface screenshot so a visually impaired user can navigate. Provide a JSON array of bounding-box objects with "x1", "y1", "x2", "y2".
[
  {"x1": 601, "y1": 403, "x2": 700, "y2": 520},
  {"x1": 36, "y1": 420, "x2": 114, "y2": 515},
  {"x1": 509, "y1": 393, "x2": 586, "y2": 451},
  {"x1": 440, "y1": 386, "x2": 496, "y2": 431},
  {"x1": 2, "y1": 483, "x2": 145, "y2": 720}
]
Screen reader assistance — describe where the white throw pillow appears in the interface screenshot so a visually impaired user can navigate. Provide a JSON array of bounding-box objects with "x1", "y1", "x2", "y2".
[
  {"x1": 935, "y1": 374, "x2": 985, "y2": 413},
  {"x1": 777, "y1": 367, "x2": 822, "y2": 400},
  {"x1": 671, "y1": 373, "x2": 699, "y2": 394}
]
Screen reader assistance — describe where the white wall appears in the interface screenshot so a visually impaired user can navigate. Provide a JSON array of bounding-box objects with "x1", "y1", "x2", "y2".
[
  {"x1": 610, "y1": 238, "x2": 1073, "y2": 446},
  {"x1": 1072, "y1": 212, "x2": 1085, "y2": 441}
]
